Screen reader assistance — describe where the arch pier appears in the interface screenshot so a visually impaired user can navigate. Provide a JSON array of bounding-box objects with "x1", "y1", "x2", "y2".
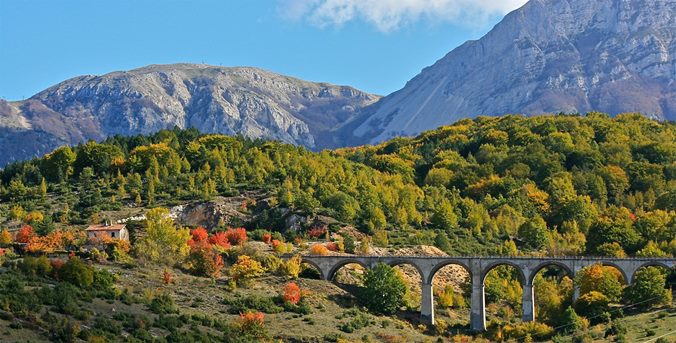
[{"x1": 298, "y1": 255, "x2": 676, "y2": 331}]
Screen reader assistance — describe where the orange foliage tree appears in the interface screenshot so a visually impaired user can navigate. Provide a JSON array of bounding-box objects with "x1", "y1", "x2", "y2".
[
  {"x1": 208, "y1": 231, "x2": 231, "y2": 249},
  {"x1": 309, "y1": 244, "x2": 329, "y2": 256},
  {"x1": 238, "y1": 311, "x2": 266, "y2": 337},
  {"x1": 15, "y1": 224, "x2": 34, "y2": 244},
  {"x1": 224, "y1": 227, "x2": 247, "y2": 246},
  {"x1": 26, "y1": 230, "x2": 78, "y2": 253},
  {"x1": 282, "y1": 282, "x2": 301, "y2": 305},
  {"x1": 262, "y1": 233, "x2": 272, "y2": 244},
  {"x1": 188, "y1": 227, "x2": 209, "y2": 247}
]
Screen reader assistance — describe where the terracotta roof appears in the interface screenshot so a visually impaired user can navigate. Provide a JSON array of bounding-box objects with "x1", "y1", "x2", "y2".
[{"x1": 86, "y1": 224, "x2": 126, "y2": 232}]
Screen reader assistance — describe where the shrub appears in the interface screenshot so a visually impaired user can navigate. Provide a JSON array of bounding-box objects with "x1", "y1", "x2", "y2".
[
  {"x1": 359, "y1": 263, "x2": 406, "y2": 315},
  {"x1": 225, "y1": 295, "x2": 283, "y2": 314},
  {"x1": 282, "y1": 282, "x2": 301, "y2": 305},
  {"x1": 149, "y1": 293, "x2": 177, "y2": 315},
  {"x1": 262, "y1": 233, "x2": 272, "y2": 244},
  {"x1": 229, "y1": 255, "x2": 265, "y2": 287},
  {"x1": 0, "y1": 229, "x2": 13, "y2": 246},
  {"x1": 209, "y1": 232, "x2": 231, "y2": 249},
  {"x1": 307, "y1": 227, "x2": 327, "y2": 239},
  {"x1": 15, "y1": 224, "x2": 34, "y2": 243},
  {"x1": 326, "y1": 242, "x2": 339, "y2": 252},
  {"x1": 20, "y1": 256, "x2": 52, "y2": 277},
  {"x1": 187, "y1": 245, "x2": 224, "y2": 278},
  {"x1": 309, "y1": 244, "x2": 329, "y2": 256},
  {"x1": 343, "y1": 235, "x2": 356, "y2": 254},
  {"x1": 224, "y1": 228, "x2": 248, "y2": 246},
  {"x1": 503, "y1": 322, "x2": 554, "y2": 340},
  {"x1": 238, "y1": 311, "x2": 266, "y2": 338},
  {"x1": 58, "y1": 258, "x2": 94, "y2": 288},
  {"x1": 281, "y1": 254, "x2": 302, "y2": 278}
]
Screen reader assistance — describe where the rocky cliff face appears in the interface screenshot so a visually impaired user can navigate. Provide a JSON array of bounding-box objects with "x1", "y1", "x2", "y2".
[
  {"x1": 351, "y1": 0, "x2": 676, "y2": 144},
  {"x1": 0, "y1": 64, "x2": 379, "y2": 166}
]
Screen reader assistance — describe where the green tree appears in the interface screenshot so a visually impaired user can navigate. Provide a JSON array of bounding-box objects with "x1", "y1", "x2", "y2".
[
  {"x1": 41, "y1": 146, "x2": 76, "y2": 182},
  {"x1": 359, "y1": 263, "x2": 406, "y2": 314},
  {"x1": 518, "y1": 216, "x2": 549, "y2": 250},
  {"x1": 559, "y1": 306, "x2": 587, "y2": 333},
  {"x1": 434, "y1": 232, "x2": 451, "y2": 252},
  {"x1": 135, "y1": 208, "x2": 190, "y2": 264},
  {"x1": 431, "y1": 199, "x2": 458, "y2": 229},
  {"x1": 623, "y1": 267, "x2": 671, "y2": 310}
]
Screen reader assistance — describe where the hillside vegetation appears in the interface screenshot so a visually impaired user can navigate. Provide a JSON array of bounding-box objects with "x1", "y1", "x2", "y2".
[{"x1": 0, "y1": 113, "x2": 674, "y2": 342}]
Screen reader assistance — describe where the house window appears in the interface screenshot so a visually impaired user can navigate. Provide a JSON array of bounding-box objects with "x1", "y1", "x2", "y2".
[{"x1": 111, "y1": 232, "x2": 116, "y2": 238}]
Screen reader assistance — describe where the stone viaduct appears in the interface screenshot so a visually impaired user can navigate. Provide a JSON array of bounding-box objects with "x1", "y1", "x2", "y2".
[{"x1": 299, "y1": 255, "x2": 675, "y2": 331}]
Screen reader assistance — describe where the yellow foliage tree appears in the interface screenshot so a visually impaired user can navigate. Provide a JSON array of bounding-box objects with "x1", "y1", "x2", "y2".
[
  {"x1": 0, "y1": 229, "x2": 12, "y2": 245},
  {"x1": 135, "y1": 208, "x2": 190, "y2": 264},
  {"x1": 230, "y1": 255, "x2": 265, "y2": 287}
]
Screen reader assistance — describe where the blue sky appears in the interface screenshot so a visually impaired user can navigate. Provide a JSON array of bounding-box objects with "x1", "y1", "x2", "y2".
[{"x1": 0, "y1": 0, "x2": 526, "y2": 100}]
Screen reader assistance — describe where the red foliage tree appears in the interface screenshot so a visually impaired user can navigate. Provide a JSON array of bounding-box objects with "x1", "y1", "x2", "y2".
[
  {"x1": 225, "y1": 227, "x2": 247, "y2": 246},
  {"x1": 282, "y1": 282, "x2": 301, "y2": 305},
  {"x1": 262, "y1": 233, "x2": 272, "y2": 245},
  {"x1": 271, "y1": 239, "x2": 281, "y2": 249},
  {"x1": 163, "y1": 269, "x2": 173, "y2": 285},
  {"x1": 325, "y1": 242, "x2": 338, "y2": 252},
  {"x1": 188, "y1": 227, "x2": 209, "y2": 247},
  {"x1": 15, "y1": 224, "x2": 34, "y2": 244},
  {"x1": 208, "y1": 231, "x2": 231, "y2": 249},
  {"x1": 307, "y1": 226, "x2": 327, "y2": 239}
]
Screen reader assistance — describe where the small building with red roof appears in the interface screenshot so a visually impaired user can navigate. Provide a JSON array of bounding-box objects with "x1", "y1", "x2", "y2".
[{"x1": 85, "y1": 222, "x2": 129, "y2": 242}]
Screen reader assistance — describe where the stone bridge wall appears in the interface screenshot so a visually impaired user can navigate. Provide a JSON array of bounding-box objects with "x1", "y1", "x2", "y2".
[{"x1": 298, "y1": 255, "x2": 676, "y2": 331}]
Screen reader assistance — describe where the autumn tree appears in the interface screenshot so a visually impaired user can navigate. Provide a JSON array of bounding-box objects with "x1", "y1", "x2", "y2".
[
  {"x1": 15, "y1": 224, "x2": 34, "y2": 243},
  {"x1": 575, "y1": 264, "x2": 624, "y2": 302},
  {"x1": 282, "y1": 282, "x2": 301, "y2": 305},
  {"x1": 230, "y1": 255, "x2": 265, "y2": 287},
  {"x1": 0, "y1": 229, "x2": 12, "y2": 246},
  {"x1": 135, "y1": 208, "x2": 190, "y2": 264}
]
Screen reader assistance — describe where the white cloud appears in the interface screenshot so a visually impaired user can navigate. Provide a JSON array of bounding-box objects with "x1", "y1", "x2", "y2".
[{"x1": 278, "y1": 0, "x2": 529, "y2": 32}]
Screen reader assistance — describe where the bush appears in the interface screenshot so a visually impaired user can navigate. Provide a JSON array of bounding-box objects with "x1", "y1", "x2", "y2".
[
  {"x1": 339, "y1": 310, "x2": 374, "y2": 333},
  {"x1": 358, "y1": 263, "x2": 406, "y2": 315},
  {"x1": 229, "y1": 255, "x2": 265, "y2": 288},
  {"x1": 149, "y1": 293, "x2": 177, "y2": 315},
  {"x1": 309, "y1": 244, "x2": 329, "y2": 256},
  {"x1": 224, "y1": 295, "x2": 283, "y2": 314},
  {"x1": 20, "y1": 256, "x2": 52, "y2": 277},
  {"x1": 237, "y1": 312, "x2": 267, "y2": 339},
  {"x1": 282, "y1": 282, "x2": 301, "y2": 305},
  {"x1": 57, "y1": 258, "x2": 94, "y2": 288}
]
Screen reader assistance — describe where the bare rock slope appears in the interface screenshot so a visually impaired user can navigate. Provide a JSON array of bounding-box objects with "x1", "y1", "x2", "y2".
[
  {"x1": 351, "y1": 0, "x2": 676, "y2": 144},
  {"x1": 0, "y1": 64, "x2": 379, "y2": 166}
]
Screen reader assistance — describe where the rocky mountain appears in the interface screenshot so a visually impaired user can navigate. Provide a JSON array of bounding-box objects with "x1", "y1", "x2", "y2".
[
  {"x1": 0, "y1": 64, "x2": 380, "y2": 166},
  {"x1": 350, "y1": 0, "x2": 676, "y2": 144}
]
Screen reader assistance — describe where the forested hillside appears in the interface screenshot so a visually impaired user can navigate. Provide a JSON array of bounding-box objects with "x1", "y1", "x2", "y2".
[
  {"x1": 0, "y1": 113, "x2": 674, "y2": 342},
  {"x1": 1, "y1": 113, "x2": 675, "y2": 257}
]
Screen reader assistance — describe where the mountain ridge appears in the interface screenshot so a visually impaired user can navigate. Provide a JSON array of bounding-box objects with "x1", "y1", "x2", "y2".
[
  {"x1": 350, "y1": 0, "x2": 676, "y2": 144},
  {"x1": 0, "y1": 63, "x2": 380, "y2": 166}
]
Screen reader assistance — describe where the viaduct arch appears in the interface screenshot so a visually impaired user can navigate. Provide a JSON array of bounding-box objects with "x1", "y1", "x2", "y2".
[{"x1": 298, "y1": 255, "x2": 676, "y2": 331}]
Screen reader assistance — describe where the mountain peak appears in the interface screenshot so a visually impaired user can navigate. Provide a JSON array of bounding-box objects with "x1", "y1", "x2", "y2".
[
  {"x1": 0, "y1": 64, "x2": 380, "y2": 166},
  {"x1": 351, "y1": 0, "x2": 676, "y2": 144}
]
